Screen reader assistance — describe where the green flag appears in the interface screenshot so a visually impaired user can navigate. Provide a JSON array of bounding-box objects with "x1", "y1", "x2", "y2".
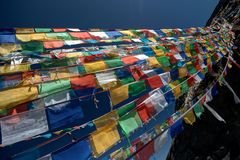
[
  {"x1": 128, "y1": 80, "x2": 146, "y2": 97},
  {"x1": 117, "y1": 102, "x2": 136, "y2": 117},
  {"x1": 38, "y1": 79, "x2": 71, "y2": 97},
  {"x1": 119, "y1": 76, "x2": 135, "y2": 85},
  {"x1": 194, "y1": 103, "x2": 205, "y2": 118},
  {"x1": 35, "y1": 28, "x2": 52, "y2": 33},
  {"x1": 105, "y1": 58, "x2": 124, "y2": 68},
  {"x1": 180, "y1": 80, "x2": 189, "y2": 93},
  {"x1": 77, "y1": 66, "x2": 86, "y2": 74},
  {"x1": 21, "y1": 41, "x2": 44, "y2": 52},
  {"x1": 119, "y1": 111, "x2": 142, "y2": 135},
  {"x1": 40, "y1": 58, "x2": 69, "y2": 69},
  {"x1": 190, "y1": 43, "x2": 197, "y2": 56},
  {"x1": 156, "y1": 56, "x2": 171, "y2": 67},
  {"x1": 187, "y1": 63, "x2": 197, "y2": 75},
  {"x1": 46, "y1": 33, "x2": 72, "y2": 40}
]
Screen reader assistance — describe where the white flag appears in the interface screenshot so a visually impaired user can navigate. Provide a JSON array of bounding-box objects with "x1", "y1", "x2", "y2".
[
  {"x1": 204, "y1": 102, "x2": 226, "y2": 123},
  {"x1": 1, "y1": 108, "x2": 49, "y2": 145}
]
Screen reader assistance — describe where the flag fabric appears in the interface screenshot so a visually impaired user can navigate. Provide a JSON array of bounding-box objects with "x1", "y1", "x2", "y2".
[{"x1": 0, "y1": 26, "x2": 234, "y2": 160}]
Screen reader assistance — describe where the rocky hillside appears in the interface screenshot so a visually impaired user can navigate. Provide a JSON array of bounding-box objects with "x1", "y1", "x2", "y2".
[{"x1": 167, "y1": 1, "x2": 240, "y2": 160}]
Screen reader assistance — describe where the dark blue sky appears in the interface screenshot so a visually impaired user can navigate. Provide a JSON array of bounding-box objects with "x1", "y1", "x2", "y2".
[{"x1": 0, "y1": 0, "x2": 218, "y2": 29}]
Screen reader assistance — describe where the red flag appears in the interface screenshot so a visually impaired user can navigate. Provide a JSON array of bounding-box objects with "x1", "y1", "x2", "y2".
[
  {"x1": 70, "y1": 75, "x2": 96, "y2": 90},
  {"x1": 146, "y1": 75, "x2": 163, "y2": 89}
]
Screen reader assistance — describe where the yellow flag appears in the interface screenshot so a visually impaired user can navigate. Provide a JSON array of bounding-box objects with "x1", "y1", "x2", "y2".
[
  {"x1": 161, "y1": 29, "x2": 171, "y2": 36},
  {"x1": 147, "y1": 57, "x2": 161, "y2": 67},
  {"x1": 110, "y1": 149, "x2": 127, "y2": 160},
  {"x1": 16, "y1": 33, "x2": 50, "y2": 42},
  {"x1": 84, "y1": 61, "x2": 107, "y2": 73},
  {"x1": 90, "y1": 122, "x2": 120, "y2": 157},
  {"x1": 0, "y1": 86, "x2": 38, "y2": 110},
  {"x1": 0, "y1": 64, "x2": 29, "y2": 74},
  {"x1": 110, "y1": 85, "x2": 129, "y2": 105},
  {"x1": 169, "y1": 82, "x2": 181, "y2": 98},
  {"x1": 65, "y1": 52, "x2": 83, "y2": 58},
  {"x1": 22, "y1": 74, "x2": 42, "y2": 85},
  {"x1": 100, "y1": 81, "x2": 118, "y2": 90},
  {"x1": 178, "y1": 66, "x2": 188, "y2": 78},
  {"x1": 148, "y1": 37, "x2": 157, "y2": 43},
  {"x1": 206, "y1": 45, "x2": 214, "y2": 51},
  {"x1": 207, "y1": 56, "x2": 212, "y2": 65},
  {"x1": 30, "y1": 33, "x2": 49, "y2": 41},
  {"x1": 15, "y1": 28, "x2": 35, "y2": 33},
  {"x1": 0, "y1": 44, "x2": 21, "y2": 55},
  {"x1": 16, "y1": 34, "x2": 35, "y2": 42},
  {"x1": 184, "y1": 109, "x2": 196, "y2": 125},
  {"x1": 93, "y1": 111, "x2": 119, "y2": 130},
  {"x1": 50, "y1": 72, "x2": 71, "y2": 80},
  {"x1": 152, "y1": 47, "x2": 164, "y2": 56},
  {"x1": 120, "y1": 30, "x2": 135, "y2": 37},
  {"x1": 185, "y1": 44, "x2": 191, "y2": 57},
  {"x1": 220, "y1": 47, "x2": 227, "y2": 55}
]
